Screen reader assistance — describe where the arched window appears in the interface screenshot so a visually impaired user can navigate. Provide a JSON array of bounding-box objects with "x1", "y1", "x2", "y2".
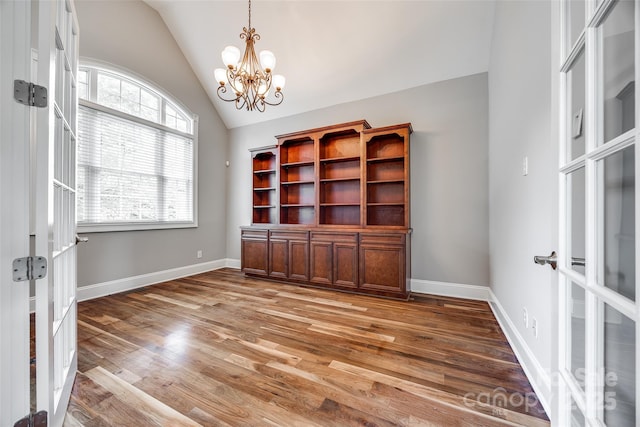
[{"x1": 77, "y1": 61, "x2": 198, "y2": 231}]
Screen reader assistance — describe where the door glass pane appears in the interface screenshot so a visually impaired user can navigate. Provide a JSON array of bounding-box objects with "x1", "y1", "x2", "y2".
[
  {"x1": 601, "y1": 0, "x2": 635, "y2": 143},
  {"x1": 598, "y1": 146, "x2": 635, "y2": 301},
  {"x1": 571, "y1": 397, "x2": 585, "y2": 427},
  {"x1": 569, "y1": 282, "x2": 586, "y2": 389},
  {"x1": 568, "y1": 50, "x2": 586, "y2": 160},
  {"x1": 569, "y1": 167, "x2": 586, "y2": 273},
  {"x1": 603, "y1": 304, "x2": 636, "y2": 427},
  {"x1": 568, "y1": 0, "x2": 585, "y2": 50}
]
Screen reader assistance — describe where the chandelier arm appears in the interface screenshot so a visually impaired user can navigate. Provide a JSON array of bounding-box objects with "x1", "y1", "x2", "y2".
[
  {"x1": 249, "y1": 83, "x2": 260, "y2": 111},
  {"x1": 259, "y1": 72, "x2": 272, "y2": 92},
  {"x1": 261, "y1": 90, "x2": 284, "y2": 107},
  {"x1": 236, "y1": 93, "x2": 249, "y2": 111},
  {"x1": 216, "y1": 85, "x2": 238, "y2": 103},
  {"x1": 226, "y1": 69, "x2": 239, "y2": 94}
]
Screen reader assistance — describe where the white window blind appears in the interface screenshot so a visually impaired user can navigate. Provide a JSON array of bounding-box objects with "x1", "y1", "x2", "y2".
[{"x1": 78, "y1": 104, "x2": 194, "y2": 228}]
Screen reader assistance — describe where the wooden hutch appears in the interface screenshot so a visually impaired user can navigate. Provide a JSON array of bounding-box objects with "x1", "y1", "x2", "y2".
[{"x1": 241, "y1": 120, "x2": 412, "y2": 299}]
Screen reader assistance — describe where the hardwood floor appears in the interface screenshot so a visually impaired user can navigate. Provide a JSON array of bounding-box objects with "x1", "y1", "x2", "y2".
[{"x1": 64, "y1": 268, "x2": 549, "y2": 426}]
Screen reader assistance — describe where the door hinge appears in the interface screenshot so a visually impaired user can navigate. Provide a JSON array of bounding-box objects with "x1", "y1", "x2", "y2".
[
  {"x1": 14, "y1": 410, "x2": 47, "y2": 427},
  {"x1": 12, "y1": 256, "x2": 47, "y2": 282},
  {"x1": 14, "y1": 80, "x2": 48, "y2": 108}
]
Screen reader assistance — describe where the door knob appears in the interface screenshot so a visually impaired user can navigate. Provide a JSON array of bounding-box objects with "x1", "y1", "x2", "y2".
[
  {"x1": 571, "y1": 257, "x2": 585, "y2": 267},
  {"x1": 75, "y1": 234, "x2": 88, "y2": 245},
  {"x1": 534, "y1": 251, "x2": 557, "y2": 270}
]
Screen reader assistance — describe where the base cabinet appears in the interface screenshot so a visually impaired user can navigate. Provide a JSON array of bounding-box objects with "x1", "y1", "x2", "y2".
[
  {"x1": 310, "y1": 232, "x2": 358, "y2": 289},
  {"x1": 268, "y1": 230, "x2": 309, "y2": 282},
  {"x1": 240, "y1": 230, "x2": 269, "y2": 276},
  {"x1": 359, "y1": 233, "x2": 406, "y2": 295},
  {"x1": 242, "y1": 227, "x2": 409, "y2": 299}
]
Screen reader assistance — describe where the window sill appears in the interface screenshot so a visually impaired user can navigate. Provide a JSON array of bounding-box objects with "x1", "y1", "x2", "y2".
[{"x1": 77, "y1": 221, "x2": 197, "y2": 233}]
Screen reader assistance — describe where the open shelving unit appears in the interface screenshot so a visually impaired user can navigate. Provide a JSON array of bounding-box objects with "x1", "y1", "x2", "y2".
[
  {"x1": 279, "y1": 137, "x2": 315, "y2": 225},
  {"x1": 249, "y1": 121, "x2": 411, "y2": 229},
  {"x1": 363, "y1": 128, "x2": 410, "y2": 227},
  {"x1": 318, "y1": 128, "x2": 362, "y2": 226},
  {"x1": 250, "y1": 146, "x2": 277, "y2": 224}
]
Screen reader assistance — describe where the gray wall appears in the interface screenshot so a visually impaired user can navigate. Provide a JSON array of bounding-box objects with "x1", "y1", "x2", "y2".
[
  {"x1": 227, "y1": 73, "x2": 490, "y2": 286},
  {"x1": 488, "y1": 0, "x2": 556, "y2": 377},
  {"x1": 75, "y1": 0, "x2": 228, "y2": 287}
]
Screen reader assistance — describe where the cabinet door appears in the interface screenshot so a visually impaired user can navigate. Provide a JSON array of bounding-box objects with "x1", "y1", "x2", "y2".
[
  {"x1": 289, "y1": 239, "x2": 309, "y2": 281},
  {"x1": 269, "y1": 238, "x2": 288, "y2": 279},
  {"x1": 241, "y1": 231, "x2": 269, "y2": 276},
  {"x1": 359, "y1": 233, "x2": 407, "y2": 297},
  {"x1": 310, "y1": 241, "x2": 332, "y2": 285},
  {"x1": 334, "y1": 243, "x2": 358, "y2": 288},
  {"x1": 359, "y1": 244, "x2": 405, "y2": 294}
]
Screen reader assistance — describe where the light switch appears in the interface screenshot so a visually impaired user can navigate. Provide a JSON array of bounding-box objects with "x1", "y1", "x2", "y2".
[{"x1": 522, "y1": 156, "x2": 528, "y2": 176}]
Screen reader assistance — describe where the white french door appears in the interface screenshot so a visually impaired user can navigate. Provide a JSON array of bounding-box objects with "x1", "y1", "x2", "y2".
[
  {"x1": 558, "y1": 0, "x2": 638, "y2": 425},
  {"x1": 35, "y1": 0, "x2": 79, "y2": 425}
]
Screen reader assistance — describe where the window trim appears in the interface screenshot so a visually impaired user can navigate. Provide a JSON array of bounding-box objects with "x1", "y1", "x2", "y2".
[{"x1": 77, "y1": 59, "x2": 199, "y2": 233}]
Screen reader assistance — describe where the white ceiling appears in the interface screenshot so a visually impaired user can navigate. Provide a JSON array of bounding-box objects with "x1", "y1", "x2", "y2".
[{"x1": 145, "y1": 0, "x2": 497, "y2": 129}]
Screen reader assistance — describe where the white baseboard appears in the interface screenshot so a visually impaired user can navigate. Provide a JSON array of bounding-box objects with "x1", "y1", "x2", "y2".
[
  {"x1": 225, "y1": 258, "x2": 241, "y2": 269},
  {"x1": 76, "y1": 258, "x2": 230, "y2": 302},
  {"x1": 411, "y1": 278, "x2": 490, "y2": 301},
  {"x1": 488, "y1": 289, "x2": 552, "y2": 418}
]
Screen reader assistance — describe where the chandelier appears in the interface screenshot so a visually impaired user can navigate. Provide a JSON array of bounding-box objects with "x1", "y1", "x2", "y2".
[{"x1": 214, "y1": 0, "x2": 285, "y2": 112}]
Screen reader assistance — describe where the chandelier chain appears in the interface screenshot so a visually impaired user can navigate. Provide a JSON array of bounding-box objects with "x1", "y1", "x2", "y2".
[{"x1": 248, "y1": 0, "x2": 251, "y2": 30}]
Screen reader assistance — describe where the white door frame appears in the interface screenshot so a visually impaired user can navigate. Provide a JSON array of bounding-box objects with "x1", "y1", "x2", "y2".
[{"x1": 0, "y1": 0, "x2": 33, "y2": 425}]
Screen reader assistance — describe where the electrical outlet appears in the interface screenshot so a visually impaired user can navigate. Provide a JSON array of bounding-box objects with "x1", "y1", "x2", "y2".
[
  {"x1": 196, "y1": 250, "x2": 203, "y2": 259},
  {"x1": 532, "y1": 317, "x2": 538, "y2": 339},
  {"x1": 523, "y1": 307, "x2": 529, "y2": 328}
]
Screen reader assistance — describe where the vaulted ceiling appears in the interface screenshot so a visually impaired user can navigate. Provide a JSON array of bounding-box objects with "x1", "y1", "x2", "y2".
[{"x1": 145, "y1": 0, "x2": 497, "y2": 129}]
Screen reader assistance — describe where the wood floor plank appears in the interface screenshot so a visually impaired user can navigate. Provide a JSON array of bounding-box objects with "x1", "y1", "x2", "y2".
[
  {"x1": 85, "y1": 366, "x2": 202, "y2": 427},
  {"x1": 93, "y1": 396, "x2": 162, "y2": 427},
  {"x1": 316, "y1": 398, "x2": 399, "y2": 427},
  {"x1": 370, "y1": 381, "x2": 518, "y2": 427},
  {"x1": 329, "y1": 360, "x2": 547, "y2": 427},
  {"x1": 64, "y1": 268, "x2": 549, "y2": 426},
  {"x1": 275, "y1": 290, "x2": 370, "y2": 311},
  {"x1": 143, "y1": 292, "x2": 204, "y2": 310}
]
